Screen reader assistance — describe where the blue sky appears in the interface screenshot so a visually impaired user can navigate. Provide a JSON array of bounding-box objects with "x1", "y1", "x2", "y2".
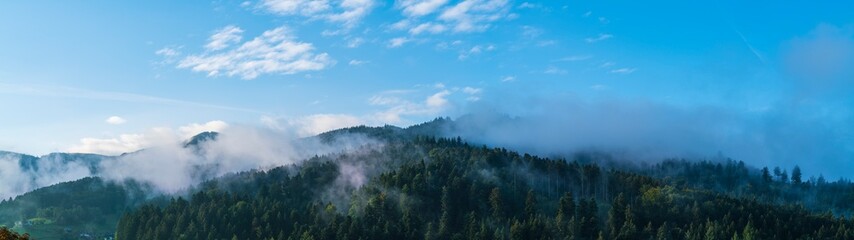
[{"x1": 1, "y1": 1, "x2": 853, "y2": 176}]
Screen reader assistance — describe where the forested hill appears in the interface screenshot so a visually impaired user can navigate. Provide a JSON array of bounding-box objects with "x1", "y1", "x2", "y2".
[
  {"x1": 117, "y1": 134, "x2": 854, "y2": 239},
  {"x1": 4, "y1": 119, "x2": 854, "y2": 239}
]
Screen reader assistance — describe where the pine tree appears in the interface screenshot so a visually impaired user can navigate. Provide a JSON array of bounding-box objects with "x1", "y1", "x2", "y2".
[
  {"x1": 761, "y1": 167, "x2": 772, "y2": 183},
  {"x1": 742, "y1": 221, "x2": 757, "y2": 240},
  {"x1": 791, "y1": 166, "x2": 802, "y2": 185},
  {"x1": 657, "y1": 222, "x2": 671, "y2": 240},
  {"x1": 525, "y1": 190, "x2": 538, "y2": 219},
  {"x1": 556, "y1": 192, "x2": 576, "y2": 235},
  {"x1": 615, "y1": 205, "x2": 637, "y2": 240},
  {"x1": 489, "y1": 187, "x2": 504, "y2": 220},
  {"x1": 608, "y1": 193, "x2": 627, "y2": 239}
]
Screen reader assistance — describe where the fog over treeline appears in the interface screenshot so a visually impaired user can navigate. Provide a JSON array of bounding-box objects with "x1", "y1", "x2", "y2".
[
  {"x1": 445, "y1": 95, "x2": 852, "y2": 179},
  {"x1": 0, "y1": 95, "x2": 852, "y2": 199},
  {"x1": 0, "y1": 125, "x2": 381, "y2": 199}
]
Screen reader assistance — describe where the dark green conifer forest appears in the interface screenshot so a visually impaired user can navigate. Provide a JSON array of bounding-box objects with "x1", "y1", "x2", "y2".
[
  {"x1": 111, "y1": 124, "x2": 854, "y2": 239},
  {"x1": 3, "y1": 121, "x2": 854, "y2": 239}
]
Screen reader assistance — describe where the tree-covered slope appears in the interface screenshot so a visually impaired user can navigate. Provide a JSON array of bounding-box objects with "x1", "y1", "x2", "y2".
[
  {"x1": 5, "y1": 119, "x2": 854, "y2": 239},
  {"x1": 116, "y1": 136, "x2": 854, "y2": 240},
  {"x1": 0, "y1": 177, "x2": 150, "y2": 239}
]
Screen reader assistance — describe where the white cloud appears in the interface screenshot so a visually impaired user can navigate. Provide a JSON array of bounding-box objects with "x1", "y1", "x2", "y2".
[
  {"x1": 457, "y1": 44, "x2": 494, "y2": 60},
  {"x1": 398, "y1": 0, "x2": 450, "y2": 17},
  {"x1": 521, "y1": 25, "x2": 543, "y2": 38},
  {"x1": 155, "y1": 47, "x2": 182, "y2": 64},
  {"x1": 178, "y1": 120, "x2": 229, "y2": 139},
  {"x1": 585, "y1": 33, "x2": 613, "y2": 43},
  {"x1": 370, "y1": 89, "x2": 456, "y2": 123},
  {"x1": 600, "y1": 61, "x2": 615, "y2": 68},
  {"x1": 544, "y1": 66, "x2": 567, "y2": 74},
  {"x1": 205, "y1": 25, "x2": 244, "y2": 51},
  {"x1": 462, "y1": 86, "x2": 482, "y2": 101},
  {"x1": 328, "y1": 0, "x2": 375, "y2": 27},
  {"x1": 369, "y1": 95, "x2": 405, "y2": 105},
  {"x1": 177, "y1": 26, "x2": 334, "y2": 80},
  {"x1": 391, "y1": 19, "x2": 413, "y2": 30},
  {"x1": 518, "y1": 2, "x2": 538, "y2": 9},
  {"x1": 261, "y1": 0, "x2": 330, "y2": 15},
  {"x1": 462, "y1": 86, "x2": 482, "y2": 94},
  {"x1": 349, "y1": 59, "x2": 367, "y2": 65},
  {"x1": 68, "y1": 121, "x2": 228, "y2": 155},
  {"x1": 346, "y1": 37, "x2": 365, "y2": 48},
  {"x1": 501, "y1": 75, "x2": 516, "y2": 82},
  {"x1": 590, "y1": 84, "x2": 608, "y2": 90},
  {"x1": 582, "y1": 11, "x2": 592, "y2": 17},
  {"x1": 262, "y1": 114, "x2": 363, "y2": 137},
  {"x1": 0, "y1": 82, "x2": 265, "y2": 114},
  {"x1": 0, "y1": 154, "x2": 92, "y2": 199},
  {"x1": 438, "y1": 0, "x2": 511, "y2": 33},
  {"x1": 68, "y1": 133, "x2": 150, "y2": 155},
  {"x1": 537, "y1": 40, "x2": 556, "y2": 47},
  {"x1": 393, "y1": 0, "x2": 511, "y2": 35},
  {"x1": 425, "y1": 90, "x2": 451, "y2": 108},
  {"x1": 155, "y1": 47, "x2": 180, "y2": 57},
  {"x1": 611, "y1": 68, "x2": 637, "y2": 74},
  {"x1": 410, "y1": 22, "x2": 448, "y2": 35},
  {"x1": 388, "y1": 37, "x2": 410, "y2": 48},
  {"x1": 555, "y1": 55, "x2": 592, "y2": 62},
  {"x1": 105, "y1": 116, "x2": 126, "y2": 125},
  {"x1": 260, "y1": 0, "x2": 374, "y2": 28},
  {"x1": 293, "y1": 114, "x2": 362, "y2": 136}
]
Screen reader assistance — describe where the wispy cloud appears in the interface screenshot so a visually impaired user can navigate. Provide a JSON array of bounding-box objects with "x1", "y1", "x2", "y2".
[
  {"x1": 398, "y1": 0, "x2": 450, "y2": 17},
  {"x1": 388, "y1": 37, "x2": 410, "y2": 48},
  {"x1": 501, "y1": 75, "x2": 516, "y2": 82},
  {"x1": 734, "y1": 28, "x2": 767, "y2": 64},
  {"x1": 106, "y1": 116, "x2": 127, "y2": 125},
  {"x1": 554, "y1": 55, "x2": 592, "y2": 62},
  {"x1": 409, "y1": 22, "x2": 448, "y2": 35},
  {"x1": 458, "y1": 44, "x2": 494, "y2": 60},
  {"x1": 348, "y1": 59, "x2": 368, "y2": 66},
  {"x1": 585, "y1": 33, "x2": 613, "y2": 43},
  {"x1": 600, "y1": 61, "x2": 615, "y2": 68},
  {"x1": 365, "y1": 84, "x2": 487, "y2": 124},
  {"x1": 544, "y1": 66, "x2": 567, "y2": 74},
  {"x1": 68, "y1": 120, "x2": 228, "y2": 155},
  {"x1": 521, "y1": 25, "x2": 543, "y2": 38},
  {"x1": 393, "y1": 0, "x2": 513, "y2": 35},
  {"x1": 346, "y1": 37, "x2": 365, "y2": 48},
  {"x1": 155, "y1": 47, "x2": 180, "y2": 57},
  {"x1": 0, "y1": 82, "x2": 266, "y2": 114},
  {"x1": 462, "y1": 86, "x2": 482, "y2": 101},
  {"x1": 517, "y1": 2, "x2": 540, "y2": 9},
  {"x1": 205, "y1": 25, "x2": 243, "y2": 51},
  {"x1": 155, "y1": 46, "x2": 182, "y2": 64},
  {"x1": 258, "y1": 0, "x2": 375, "y2": 28},
  {"x1": 262, "y1": 114, "x2": 362, "y2": 137},
  {"x1": 611, "y1": 68, "x2": 637, "y2": 74},
  {"x1": 589, "y1": 84, "x2": 607, "y2": 90},
  {"x1": 176, "y1": 26, "x2": 334, "y2": 80}
]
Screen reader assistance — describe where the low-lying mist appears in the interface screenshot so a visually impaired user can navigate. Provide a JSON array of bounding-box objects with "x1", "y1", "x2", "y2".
[
  {"x1": 446, "y1": 96, "x2": 853, "y2": 179},
  {"x1": 0, "y1": 125, "x2": 381, "y2": 200},
  {"x1": 0, "y1": 153, "x2": 93, "y2": 200}
]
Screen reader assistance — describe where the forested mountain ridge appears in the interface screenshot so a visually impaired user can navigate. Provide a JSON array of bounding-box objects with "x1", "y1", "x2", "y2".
[
  {"x1": 3, "y1": 118, "x2": 854, "y2": 239},
  {"x1": 117, "y1": 134, "x2": 854, "y2": 239}
]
